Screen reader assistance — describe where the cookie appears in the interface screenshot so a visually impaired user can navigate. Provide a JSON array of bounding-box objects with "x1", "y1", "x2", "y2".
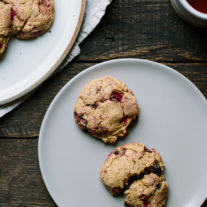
[
  {"x1": 3, "y1": 0, "x2": 55, "y2": 39},
  {"x1": 74, "y1": 76, "x2": 139, "y2": 144},
  {"x1": 99, "y1": 143, "x2": 165, "y2": 195},
  {"x1": 0, "y1": 36, "x2": 9, "y2": 54},
  {"x1": 0, "y1": 1, "x2": 11, "y2": 54},
  {"x1": 125, "y1": 173, "x2": 168, "y2": 207}
]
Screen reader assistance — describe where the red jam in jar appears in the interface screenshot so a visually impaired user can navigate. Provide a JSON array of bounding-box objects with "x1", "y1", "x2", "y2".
[{"x1": 187, "y1": 0, "x2": 207, "y2": 14}]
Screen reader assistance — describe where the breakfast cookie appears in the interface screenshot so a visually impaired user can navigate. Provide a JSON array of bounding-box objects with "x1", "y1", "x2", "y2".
[
  {"x1": 0, "y1": 36, "x2": 9, "y2": 54},
  {"x1": 99, "y1": 143, "x2": 165, "y2": 195},
  {"x1": 74, "y1": 76, "x2": 139, "y2": 144},
  {"x1": 0, "y1": 1, "x2": 11, "y2": 54},
  {"x1": 3, "y1": 0, "x2": 55, "y2": 39},
  {"x1": 125, "y1": 173, "x2": 168, "y2": 207}
]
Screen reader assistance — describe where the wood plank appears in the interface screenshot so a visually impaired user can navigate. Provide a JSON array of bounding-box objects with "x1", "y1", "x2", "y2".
[
  {"x1": 78, "y1": 0, "x2": 207, "y2": 62},
  {"x1": 0, "y1": 62, "x2": 206, "y2": 138},
  {"x1": 0, "y1": 139, "x2": 56, "y2": 206},
  {"x1": 202, "y1": 199, "x2": 207, "y2": 207}
]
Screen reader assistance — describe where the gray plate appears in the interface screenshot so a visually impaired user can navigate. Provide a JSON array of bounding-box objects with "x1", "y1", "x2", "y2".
[{"x1": 39, "y1": 59, "x2": 207, "y2": 207}]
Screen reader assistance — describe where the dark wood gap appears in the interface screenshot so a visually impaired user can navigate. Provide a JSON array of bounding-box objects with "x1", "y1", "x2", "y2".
[
  {"x1": 0, "y1": 137, "x2": 38, "y2": 140},
  {"x1": 74, "y1": 60, "x2": 207, "y2": 64}
]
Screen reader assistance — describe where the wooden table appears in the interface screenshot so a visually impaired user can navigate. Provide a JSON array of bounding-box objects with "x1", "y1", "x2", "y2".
[{"x1": 0, "y1": 0, "x2": 207, "y2": 206}]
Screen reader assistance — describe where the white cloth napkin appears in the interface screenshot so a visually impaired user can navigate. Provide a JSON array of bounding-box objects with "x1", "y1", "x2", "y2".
[{"x1": 0, "y1": 0, "x2": 112, "y2": 118}]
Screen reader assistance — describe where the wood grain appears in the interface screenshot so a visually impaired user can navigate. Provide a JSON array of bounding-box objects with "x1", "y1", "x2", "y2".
[
  {"x1": 0, "y1": 62, "x2": 206, "y2": 138},
  {"x1": 0, "y1": 139, "x2": 56, "y2": 206},
  {"x1": 78, "y1": 0, "x2": 207, "y2": 62}
]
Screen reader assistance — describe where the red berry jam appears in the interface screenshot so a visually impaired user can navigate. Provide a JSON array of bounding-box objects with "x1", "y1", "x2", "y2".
[
  {"x1": 11, "y1": 8, "x2": 17, "y2": 19},
  {"x1": 143, "y1": 201, "x2": 150, "y2": 207},
  {"x1": 110, "y1": 92, "x2": 123, "y2": 102},
  {"x1": 120, "y1": 116, "x2": 128, "y2": 124},
  {"x1": 140, "y1": 195, "x2": 150, "y2": 207},
  {"x1": 144, "y1": 146, "x2": 152, "y2": 153},
  {"x1": 187, "y1": 0, "x2": 207, "y2": 14},
  {"x1": 140, "y1": 195, "x2": 149, "y2": 201},
  {"x1": 74, "y1": 112, "x2": 87, "y2": 126}
]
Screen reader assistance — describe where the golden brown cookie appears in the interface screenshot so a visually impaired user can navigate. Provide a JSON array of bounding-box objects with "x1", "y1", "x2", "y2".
[
  {"x1": 0, "y1": 1, "x2": 11, "y2": 54},
  {"x1": 0, "y1": 36, "x2": 9, "y2": 54},
  {"x1": 74, "y1": 76, "x2": 139, "y2": 144},
  {"x1": 125, "y1": 173, "x2": 168, "y2": 207},
  {"x1": 3, "y1": 0, "x2": 55, "y2": 39},
  {"x1": 99, "y1": 143, "x2": 165, "y2": 195}
]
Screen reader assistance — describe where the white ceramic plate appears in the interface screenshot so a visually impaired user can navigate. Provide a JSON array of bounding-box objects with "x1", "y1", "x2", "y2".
[
  {"x1": 38, "y1": 59, "x2": 207, "y2": 207},
  {"x1": 0, "y1": 0, "x2": 86, "y2": 106}
]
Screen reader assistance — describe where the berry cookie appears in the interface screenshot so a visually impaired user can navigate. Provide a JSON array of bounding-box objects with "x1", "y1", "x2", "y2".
[
  {"x1": 0, "y1": 1, "x2": 11, "y2": 54},
  {"x1": 3, "y1": 0, "x2": 55, "y2": 39},
  {"x1": 125, "y1": 173, "x2": 168, "y2": 207},
  {"x1": 99, "y1": 143, "x2": 165, "y2": 195},
  {"x1": 74, "y1": 76, "x2": 139, "y2": 144}
]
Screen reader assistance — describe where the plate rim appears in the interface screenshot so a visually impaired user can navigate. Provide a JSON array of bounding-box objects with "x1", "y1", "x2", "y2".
[
  {"x1": 38, "y1": 58, "x2": 207, "y2": 206},
  {"x1": 0, "y1": 0, "x2": 86, "y2": 106}
]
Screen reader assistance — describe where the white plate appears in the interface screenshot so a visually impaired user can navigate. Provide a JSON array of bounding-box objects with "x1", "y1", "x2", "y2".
[
  {"x1": 0, "y1": 0, "x2": 86, "y2": 106},
  {"x1": 38, "y1": 59, "x2": 207, "y2": 207}
]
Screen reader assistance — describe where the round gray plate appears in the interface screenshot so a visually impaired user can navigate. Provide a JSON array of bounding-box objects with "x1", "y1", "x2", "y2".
[{"x1": 39, "y1": 59, "x2": 207, "y2": 207}]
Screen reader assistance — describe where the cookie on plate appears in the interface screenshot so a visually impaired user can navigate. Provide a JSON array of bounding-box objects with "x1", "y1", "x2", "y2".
[
  {"x1": 0, "y1": 36, "x2": 10, "y2": 55},
  {"x1": 125, "y1": 173, "x2": 168, "y2": 207},
  {"x1": 3, "y1": 0, "x2": 55, "y2": 39},
  {"x1": 99, "y1": 143, "x2": 165, "y2": 195},
  {"x1": 74, "y1": 76, "x2": 139, "y2": 144},
  {"x1": 0, "y1": 1, "x2": 11, "y2": 54}
]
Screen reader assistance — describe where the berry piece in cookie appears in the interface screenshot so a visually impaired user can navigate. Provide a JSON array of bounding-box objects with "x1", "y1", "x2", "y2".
[
  {"x1": 125, "y1": 173, "x2": 168, "y2": 207},
  {"x1": 99, "y1": 143, "x2": 165, "y2": 195},
  {"x1": 74, "y1": 76, "x2": 139, "y2": 144}
]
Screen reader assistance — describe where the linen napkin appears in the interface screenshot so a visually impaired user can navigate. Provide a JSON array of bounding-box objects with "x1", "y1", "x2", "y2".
[{"x1": 0, "y1": 0, "x2": 112, "y2": 118}]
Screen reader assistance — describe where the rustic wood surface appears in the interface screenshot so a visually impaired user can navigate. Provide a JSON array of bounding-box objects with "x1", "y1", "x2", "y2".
[{"x1": 0, "y1": 0, "x2": 207, "y2": 206}]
